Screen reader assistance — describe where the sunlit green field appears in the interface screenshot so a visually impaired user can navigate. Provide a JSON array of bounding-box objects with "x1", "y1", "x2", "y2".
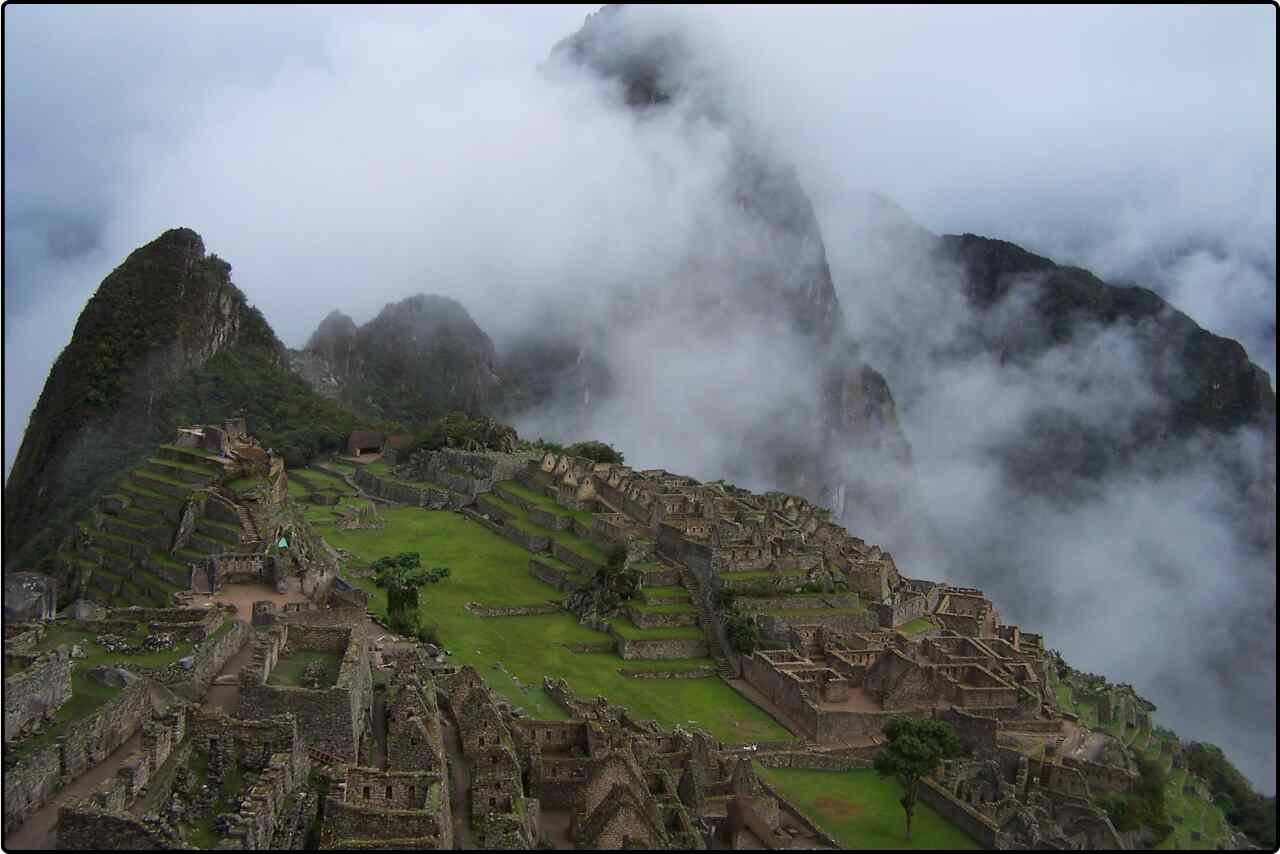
[
  {"x1": 756, "y1": 765, "x2": 979, "y2": 850},
  {"x1": 320, "y1": 507, "x2": 789, "y2": 742}
]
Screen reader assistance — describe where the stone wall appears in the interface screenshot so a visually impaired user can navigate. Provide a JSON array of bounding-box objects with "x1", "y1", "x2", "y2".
[
  {"x1": 81, "y1": 704, "x2": 189, "y2": 816},
  {"x1": 936, "y1": 707, "x2": 999, "y2": 755},
  {"x1": 164, "y1": 619, "x2": 249, "y2": 701},
  {"x1": 464, "y1": 602, "x2": 562, "y2": 617},
  {"x1": 527, "y1": 506, "x2": 573, "y2": 531},
  {"x1": 3, "y1": 742, "x2": 60, "y2": 837},
  {"x1": 4, "y1": 647, "x2": 73, "y2": 744},
  {"x1": 551, "y1": 542, "x2": 603, "y2": 573},
  {"x1": 756, "y1": 752, "x2": 872, "y2": 771},
  {"x1": 238, "y1": 623, "x2": 371, "y2": 762},
  {"x1": 354, "y1": 467, "x2": 453, "y2": 509},
  {"x1": 621, "y1": 666, "x2": 717, "y2": 679},
  {"x1": 528, "y1": 557, "x2": 576, "y2": 591},
  {"x1": 625, "y1": 605, "x2": 699, "y2": 630},
  {"x1": 55, "y1": 805, "x2": 183, "y2": 850},
  {"x1": 4, "y1": 676, "x2": 151, "y2": 835},
  {"x1": 916, "y1": 777, "x2": 1000, "y2": 849},
  {"x1": 812, "y1": 709, "x2": 894, "y2": 743},
  {"x1": 756, "y1": 610, "x2": 878, "y2": 639},
  {"x1": 1061, "y1": 755, "x2": 1137, "y2": 795},
  {"x1": 610, "y1": 630, "x2": 708, "y2": 661},
  {"x1": 464, "y1": 508, "x2": 550, "y2": 552},
  {"x1": 320, "y1": 798, "x2": 449, "y2": 849}
]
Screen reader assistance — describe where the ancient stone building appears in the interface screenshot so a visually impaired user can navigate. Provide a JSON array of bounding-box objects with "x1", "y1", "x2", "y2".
[{"x1": 238, "y1": 622, "x2": 373, "y2": 763}]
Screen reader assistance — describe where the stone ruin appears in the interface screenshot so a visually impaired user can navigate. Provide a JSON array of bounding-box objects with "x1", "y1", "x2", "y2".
[{"x1": 3, "y1": 572, "x2": 58, "y2": 622}]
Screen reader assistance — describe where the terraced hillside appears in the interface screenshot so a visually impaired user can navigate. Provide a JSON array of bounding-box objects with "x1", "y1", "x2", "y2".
[
  {"x1": 50, "y1": 444, "x2": 253, "y2": 608},
  {"x1": 310, "y1": 465, "x2": 791, "y2": 745}
]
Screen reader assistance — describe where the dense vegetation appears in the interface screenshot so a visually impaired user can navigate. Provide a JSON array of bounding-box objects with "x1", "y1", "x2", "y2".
[
  {"x1": 873, "y1": 717, "x2": 962, "y2": 841},
  {"x1": 162, "y1": 350, "x2": 360, "y2": 467},
  {"x1": 3, "y1": 230, "x2": 287, "y2": 569},
  {"x1": 1181, "y1": 743, "x2": 1277, "y2": 848},
  {"x1": 372, "y1": 552, "x2": 449, "y2": 643},
  {"x1": 411, "y1": 412, "x2": 518, "y2": 453},
  {"x1": 1099, "y1": 757, "x2": 1172, "y2": 844}
]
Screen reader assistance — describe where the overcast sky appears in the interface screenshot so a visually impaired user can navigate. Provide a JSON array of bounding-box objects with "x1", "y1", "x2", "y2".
[{"x1": 4, "y1": 4, "x2": 1276, "y2": 787}]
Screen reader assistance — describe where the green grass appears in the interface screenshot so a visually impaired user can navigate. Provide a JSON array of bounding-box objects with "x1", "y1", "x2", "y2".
[
  {"x1": 629, "y1": 602, "x2": 696, "y2": 614},
  {"x1": 899, "y1": 618, "x2": 936, "y2": 635},
  {"x1": 1157, "y1": 767, "x2": 1233, "y2": 850},
  {"x1": 609, "y1": 617, "x2": 704, "y2": 641},
  {"x1": 183, "y1": 751, "x2": 248, "y2": 849},
  {"x1": 11, "y1": 619, "x2": 222, "y2": 758},
  {"x1": 482, "y1": 492, "x2": 607, "y2": 564},
  {"x1": 268, "y1": 649, "x2": 343, "y2": 687},
  {"x1": 147, "y1": 456, "x2": 213, "y2": 475},
  {"x1": 326, "y1": 461, "x2": 356, "y2": 475},
  {"x1": 322, "y1": 508, "x2": 788, "y2": 743},
  {"x1": 160, "y1": 443, "x2": 222, "y2": 460},
  {"x1": 756, "y1": 765, "x2": 980, "y2": 850},
  {"x1": 296, "y1": 468, "x2": 357, "y2": 494},
  {"x1": 362, "y1": 460, "x2": 447, "y2": 491},
  {"x1": 497, "y1": 480, "x2": 594, "y2": 525},
  {"x1": 639, "y1": 585, "x2": 689, "y2": 600},
  {"x1": 227, "y1": 476, "x2": 265, "y2": 493}
]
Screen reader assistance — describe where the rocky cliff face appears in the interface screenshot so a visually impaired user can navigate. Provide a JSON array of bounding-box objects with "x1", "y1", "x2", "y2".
[
  {"x1": 287, "y1": 294, "x2": 502, "y2": 426},
  {"x1": 2, "y1": 228, "x2": 285, "y2": 569}
]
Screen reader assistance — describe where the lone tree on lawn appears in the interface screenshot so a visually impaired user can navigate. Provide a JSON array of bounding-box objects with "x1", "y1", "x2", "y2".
[
  {"x1": 372, "y1": 552, "x2": 449, "y2": 631},
  {"x1": 873, "y1": 716, "x2": 961, "y2": 841}
]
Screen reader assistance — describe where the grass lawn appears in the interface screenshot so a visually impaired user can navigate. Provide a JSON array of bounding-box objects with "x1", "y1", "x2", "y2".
[
  {"x1": 756, "y1": 766, "x2": 979, "y2": 850},
  {"x1": 321, "y1": 508, "x2": 789, "y2": 743},
  {"x1": 609, "y1": 617, "x2": 703, "y2": 640},
  {"x1": 11, "y1": 619, "x2": 221, "y2": 758},
  {"x1": 1158, "y1": 767, "x2": 1232, "y2": 850},
  {"x1": 898, "y1": 617, "x2": 935, "y2": 635},
  {"x1": 292, "y1": 468, "x2": 358, "y2": 495},
  {"x1": 182, "y1": 750, "x2": 247, "y2": 849},
  {"x1": 629, "y1": 602, "x2": 696, "y2": 614},
  {"x1": 481, "y1": 492, "x2": 607, "y2": 564},
  {"x1": 639, "y1": 585, "x2": 690, "y2": 601},
  {"x1": 497, "y1": 479, "x2": 594, "y2": 526},
  {"x1": 268, "y1": 649, "x2": 343, "y2": 687}
]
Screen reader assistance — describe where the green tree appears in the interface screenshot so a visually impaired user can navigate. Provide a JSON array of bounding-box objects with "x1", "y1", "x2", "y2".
[
  {"x1": 724, "y1": 613, "x2": 758, "y2": 655},
  {"x1": 873, "y1": 717, "x2": 961, "y2": 841},
  {"x1": 372, "y1": 552, "x2": 450, "y2": 618},
  {"x1": 566, "y1": 440, "x2": 625, "y2": 465}
]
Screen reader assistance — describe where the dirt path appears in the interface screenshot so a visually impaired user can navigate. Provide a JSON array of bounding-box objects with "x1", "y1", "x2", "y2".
[
  {"x1": 2, "y1": 685, "x2": 178, "y2": 850},
  {"x1": 188, "y1": 581, "x2": 309, "y2": 618},
  {"x1": 440, "y1": 713, "x2": 478, "y2": 849},
  {"x1": 203, "y1": 624, "x2": 258, "y2": 714}
]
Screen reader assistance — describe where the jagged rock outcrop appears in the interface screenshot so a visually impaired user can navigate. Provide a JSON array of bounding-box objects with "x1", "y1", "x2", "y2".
[
  {"x1": 288, "y1": 294, "x2": 501, "y2": 424},
  {"x1": 3, "y1": 228, "x2": 285, "y2": 570}
]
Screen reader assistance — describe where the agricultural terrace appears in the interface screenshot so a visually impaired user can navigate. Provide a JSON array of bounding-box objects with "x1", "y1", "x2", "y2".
[{"x1": 318, "y1": 506, "x2": 789, "y2": 744}]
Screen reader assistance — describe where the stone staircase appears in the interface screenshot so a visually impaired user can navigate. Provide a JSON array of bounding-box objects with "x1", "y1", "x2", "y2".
[
  {"x1": 677, "y1": 564, "x2": 734, "y2": 679},
  {"x1": 235, "y1": 504, "x2": 260, "y2": 545}
]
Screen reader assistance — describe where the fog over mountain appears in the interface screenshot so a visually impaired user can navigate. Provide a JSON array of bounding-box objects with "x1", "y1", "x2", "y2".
[{"x1": 4, "y1": 5, "x2": 1275, "y2": 790}]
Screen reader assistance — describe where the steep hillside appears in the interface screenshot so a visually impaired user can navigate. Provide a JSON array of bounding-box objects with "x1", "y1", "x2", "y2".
[
  {"x1": 938, "y1": 233, "x2": 1275, "y2": 445},
  {"x1": 287, "y1": 294, "x2": 502, "y2": 425},
  {"x1": 2, "y1": 229, "x2": 358, "y2": 571}
]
